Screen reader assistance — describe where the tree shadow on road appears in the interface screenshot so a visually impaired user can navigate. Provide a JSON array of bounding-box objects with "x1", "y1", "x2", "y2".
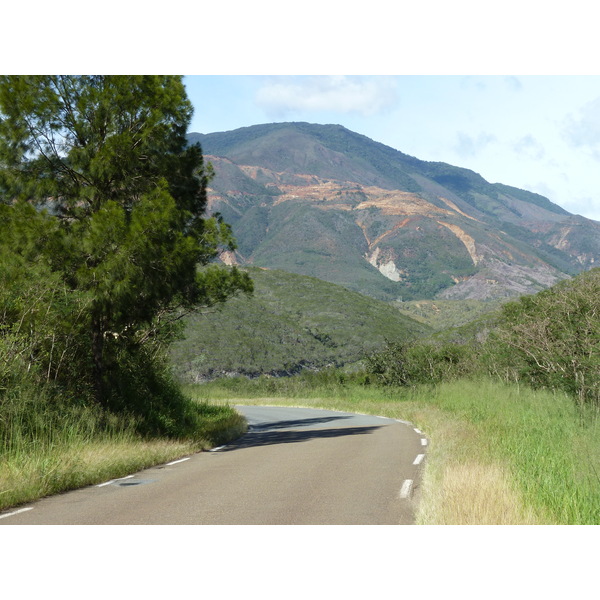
[
  {"x1": 247, "y1": 415, "x2": 354, "y2": 431},
  {"x1": 218, "y1": 424, "x2": 383, "y2": 451}
]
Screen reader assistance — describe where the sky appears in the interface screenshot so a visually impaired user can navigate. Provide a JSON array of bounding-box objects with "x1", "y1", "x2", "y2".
[
  {"x1": 183, "y1": 75, "x2": 600, "y2": 222},
  {"x1": 6, "y1": 2, "x2": 600, "y2": 223}
]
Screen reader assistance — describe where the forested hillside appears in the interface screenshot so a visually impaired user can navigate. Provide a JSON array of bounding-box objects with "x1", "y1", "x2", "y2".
[{"x1": 171, "y1": 267, "x2": 430, "y2": 382}]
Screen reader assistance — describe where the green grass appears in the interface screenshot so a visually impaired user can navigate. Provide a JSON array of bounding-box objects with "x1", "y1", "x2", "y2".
[
  {"x1": 0, "y1": 386, "x2": 246, "y2": 512},
  {"x1": 188, "y1": 374, "x2": 600, "y2": 524},
  {"x1": 420, "y1": 380, "x2": 600, "y2": 524}
]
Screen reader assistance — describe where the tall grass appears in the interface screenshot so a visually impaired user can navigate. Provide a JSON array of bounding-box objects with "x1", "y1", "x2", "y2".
[
  {"x1": 189, "y1": 374, "x2": 600, "y2": 524},
  {"x1": 408, "y1": 380, "x2": 600, "y2": 524},
  {"x1": 0, "y1": 381, "x2": 246, "y2": 512}
]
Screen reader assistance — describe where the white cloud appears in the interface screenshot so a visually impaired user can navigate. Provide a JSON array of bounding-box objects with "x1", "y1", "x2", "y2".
[
  {"x1": 454, "y1": 132, "x2": 497, "y2": 158},
  {"x1": 512, "y1": 134, "x2": 545, "y2": 160},
  {"x1": 563, "y1": 97, "x2": 600, "y2": 158},
  {"x1": 255, "y1": 76, "x2": 400, "y2": 117}
]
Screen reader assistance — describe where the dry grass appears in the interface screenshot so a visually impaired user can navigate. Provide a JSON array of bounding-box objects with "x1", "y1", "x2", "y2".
[
  {"x1": 418, "y1": 460, "x2": 546, "y2": 525},
  {"x1": 0, "y1": 384, "x2": 247, "y2": 512},
  {"x1": 380, "y1": 402, "x2": 550, "y2": 525},
  {"x1": 0, "y1": 438, "x2": 201, "y2": 511}
]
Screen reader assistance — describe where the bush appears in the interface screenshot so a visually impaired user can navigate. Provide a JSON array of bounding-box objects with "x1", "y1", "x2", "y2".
[
  {"x1": 365, "y1": 340, "x2": 477, "y2": 386},
  {"x1": 490, "y1": 268, "x2": 600, "y2": 404}
]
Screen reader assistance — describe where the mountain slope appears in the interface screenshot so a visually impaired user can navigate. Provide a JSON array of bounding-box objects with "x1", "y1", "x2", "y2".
[
  {"x1": 188, "y1": 123, "x2": 600, "y2": 301},
  {"x1": 170, "y1": 267, "x2": 430, "y2": 382}
]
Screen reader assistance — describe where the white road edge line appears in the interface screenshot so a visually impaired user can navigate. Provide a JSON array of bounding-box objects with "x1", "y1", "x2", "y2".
[
  {"x1": 165, "y1": 457, "x2": 190, "y2": 466},
  {"x1": 0, "y1": 507, "x2": 33, "y2": 520},
  {"x1": 421, "y1": 438, "x2": 428, "y2": 446},
  {"x1": 399, "y1": 479, "x2": 413, "y2": 499},
  {"x1": 414, "y1": 428, "x2": 422, "y2": 434},
  {"x1": 209, "y1": 445, "x2": 227, "y2": 452},
  {"x1": 97, "y1": 475, "x2": 134, "y2": 487},
  {"x1": 413, "y1": 454, "x2": 425, "y2": 465}
]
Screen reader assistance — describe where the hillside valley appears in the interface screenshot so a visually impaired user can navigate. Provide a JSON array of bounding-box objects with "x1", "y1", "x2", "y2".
[
  {"x1": 189, "y1": 123, "x2": 600, "y2": 302},
  {"x1": 171, "y1": 267, "x2": 430, "y2": 382}
]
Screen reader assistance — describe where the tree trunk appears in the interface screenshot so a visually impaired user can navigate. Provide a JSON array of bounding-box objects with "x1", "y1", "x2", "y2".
[{"x1": 91, "y1": 313, "x2": 106, "y2": 407}]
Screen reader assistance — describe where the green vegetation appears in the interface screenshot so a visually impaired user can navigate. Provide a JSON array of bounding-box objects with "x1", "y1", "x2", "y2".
[
  {"x1": 188, "y1": 266, "x2": 600, "y2": 524},
  {"x1": 0, "y1": 382, "x2": 246, "y2": 511},
  {"x1": 362, "y1": 268, "x2": 600, "y2": 522},
  {"x1": 367, "y1": 268, "x2": 600, "y2": 399},
  {"x1": 0, "y1": 75, "x2": 251, "y2": 410},
  {"x1": 0, "y1": 76, "x2": 249, "y2": 510},
  {"x1": 492, "y1": 268, "x2": 600, "y2": 403},
  {"x1": 190, "y1": 373, "x2": 600, "y2": 524},
  {"x1": 171, "y1": 267, "x2": 430, "y2": 381},
  {"x1": 393, "y1": 298, "x2": 506, "y2": 330}
]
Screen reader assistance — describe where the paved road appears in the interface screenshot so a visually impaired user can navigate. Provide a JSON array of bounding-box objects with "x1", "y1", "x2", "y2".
[{"x1": 0, "y1": 406, "x2": 426, "y2": 525}]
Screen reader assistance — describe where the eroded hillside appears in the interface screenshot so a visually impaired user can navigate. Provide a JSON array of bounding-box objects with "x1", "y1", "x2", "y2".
[{"x1": 189, "y1": 123, "x2": 600, "y2": 301}]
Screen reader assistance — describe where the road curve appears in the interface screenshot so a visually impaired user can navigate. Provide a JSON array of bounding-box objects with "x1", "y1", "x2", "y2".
[{"x1": 0, "y1": 406, "x2": 427, "y2": 525}]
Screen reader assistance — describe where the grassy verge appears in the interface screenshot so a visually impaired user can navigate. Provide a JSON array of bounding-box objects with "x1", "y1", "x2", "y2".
[
  {"x1": 0, "y1": 391, "x2": 246, "y2": 512},
  {"x1": 187, "y1": 375, "x2": 600, "y2": 524}
]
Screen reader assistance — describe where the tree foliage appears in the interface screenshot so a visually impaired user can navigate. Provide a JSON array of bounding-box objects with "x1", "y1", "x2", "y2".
[
  {"x1": 491, "y1": 268, "x2": 600, "y2": 404},
  {"x1": 365, "y1": 340, "x2": 476, "y2": 386},
  {"x1": 0, "y1": 75, "x2": 252, "y2": 411}
]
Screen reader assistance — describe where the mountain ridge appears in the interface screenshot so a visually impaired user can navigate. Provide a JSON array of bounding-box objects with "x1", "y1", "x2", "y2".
[{"x1": 188, "y1": 122, "x2": 600, "y2": 301}]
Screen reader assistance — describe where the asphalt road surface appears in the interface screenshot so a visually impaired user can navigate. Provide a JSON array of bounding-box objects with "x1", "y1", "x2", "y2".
[{"x1": 0, "y1": 405, "x2": 427, "y2": 525}]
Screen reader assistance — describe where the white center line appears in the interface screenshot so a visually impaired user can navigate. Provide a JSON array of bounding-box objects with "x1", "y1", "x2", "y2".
[
  {"x1": 399, "y1": 479, "x2": 413, "y2": 499},
  {"x1": 165, "y1": 457, "x2": 190, "y2": 466},
  {"x1": 0, "y1": 507, "x2": 33, "y2": 520},
  {"x1": 413, "y1": 453, "x2": 425, "y2": 465}
]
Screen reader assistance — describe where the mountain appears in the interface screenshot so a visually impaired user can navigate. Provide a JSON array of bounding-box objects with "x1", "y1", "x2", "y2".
[
  {"x1": 170, "y1": 267, "x2": 430, "y2": 382},
  {"x1": 188, "y1": 123, "x2": 600, "y2": 301}
]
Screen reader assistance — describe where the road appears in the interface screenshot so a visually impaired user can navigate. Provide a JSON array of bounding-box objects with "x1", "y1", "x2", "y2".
[{"x1": 0, "y1": 405, "x2": 427, "y2": 525}]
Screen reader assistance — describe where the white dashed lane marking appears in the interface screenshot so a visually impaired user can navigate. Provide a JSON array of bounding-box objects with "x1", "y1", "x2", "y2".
[
  {"x1": 96, "y1": 475, "x2": 134, "y2": 487},
  {"x1": 399, "y1": 479, "x2": 413, "y2": 499},
  {"x1": 0, "y1": 507, "x2": 33, "y2": 520},
  {"x1": 209, "y1": 444, "x2": 227, "y2": 452},
  {"x1": 413, "y1": 453, "x2": 425, "y2": 465},
  {"x1": 165, "y1": 457, "x2": 190, "y2": 466}
]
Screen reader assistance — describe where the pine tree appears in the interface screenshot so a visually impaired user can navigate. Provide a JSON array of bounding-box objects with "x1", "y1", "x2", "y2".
[{"x1": 0, "y1": 75, "x2": 252, "y2": 407}]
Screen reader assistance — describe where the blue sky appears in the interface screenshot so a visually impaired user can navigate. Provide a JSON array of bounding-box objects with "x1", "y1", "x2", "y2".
[
  {"x1": 6, "y1": 2, "x2": 600, "y2": 223},
  {"x1": 183, "y1": 75, "x2": 600, "y2": 222}
]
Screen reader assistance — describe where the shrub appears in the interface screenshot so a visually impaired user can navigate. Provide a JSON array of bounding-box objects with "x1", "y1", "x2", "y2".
[
  {"x1": 490, "y1": 268, "x2": 600, "y2": 404},
  {"x1": 365, "y1": 340, "x2": 477, "y2": 386}
]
